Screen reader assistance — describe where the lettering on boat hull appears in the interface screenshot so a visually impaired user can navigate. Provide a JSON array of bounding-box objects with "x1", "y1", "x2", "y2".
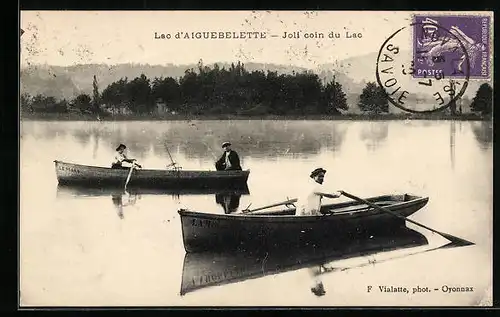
[
  {"x1": 191, "y1": 218, "x2": 220, "y2": 228},
  {"x1": 59, "y1": 166, "x2": 81, "y2": 174}
]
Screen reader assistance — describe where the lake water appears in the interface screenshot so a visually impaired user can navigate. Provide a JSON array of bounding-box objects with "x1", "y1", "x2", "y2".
[{"x1": 20, "y1": 119, "x2": 493, "y2": 307}]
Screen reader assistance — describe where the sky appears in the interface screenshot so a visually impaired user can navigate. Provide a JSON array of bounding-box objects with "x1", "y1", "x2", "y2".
[{"x1": 20, "y1": 11, "x2": 416, "y2": 68}]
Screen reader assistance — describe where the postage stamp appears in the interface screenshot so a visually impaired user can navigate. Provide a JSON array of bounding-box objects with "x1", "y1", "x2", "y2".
[
  {"x1": 376, "y1": 24, "x2": 469, "y2": 113},
  {"x1": 374, "y1": 14, "x2": 494, "y2": 113},
  {"x1": 412, "y1": 14, "x2": 492, "y2": 79}
]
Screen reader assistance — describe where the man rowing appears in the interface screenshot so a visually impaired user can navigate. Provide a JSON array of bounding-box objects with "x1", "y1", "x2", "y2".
[
  {"x1": 296, "y1": 167, "x2": 342, "y2": 216},
  {"x1": 112, "y1": 144, "x2": 142, "y2": 169},
  {"x1": 215, "y1": 142, "x2": 242, "y2": 171}
]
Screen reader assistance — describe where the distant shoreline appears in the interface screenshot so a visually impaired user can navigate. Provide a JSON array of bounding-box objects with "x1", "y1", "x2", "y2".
[{"x1": 20, "y1": 112, "x2": 490, "y2": 122}]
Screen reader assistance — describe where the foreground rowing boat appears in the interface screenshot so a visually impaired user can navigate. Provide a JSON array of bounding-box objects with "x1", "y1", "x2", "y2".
[
  {"x1": 178, "y1": 194, "x2": 429, "y2": 253},
  {"x1": 54, "y1": 160, "x2": 250, "y2": 189},
  {"x1": 180, "y1": 226, "x2": 429, "y2": 295}
]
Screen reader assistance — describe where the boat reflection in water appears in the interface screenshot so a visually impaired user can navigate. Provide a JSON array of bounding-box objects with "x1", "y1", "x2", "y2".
[
  {"x1": 215, "y1": 193, "x2": 242, "y2": 214},
  {"x1": 56, "y1": 184, "x2": 250, "y2": 219},
  {"x1": 180, "y1": 226, "x2": 431, "y2": 296},
  {"x1": 56, "y1": 183, "x2": 250, "y2": 198}
]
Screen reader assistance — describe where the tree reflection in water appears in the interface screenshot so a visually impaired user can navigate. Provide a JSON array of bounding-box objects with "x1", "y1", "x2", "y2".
[
  {"x1": 470, "y1": 120, "x2": 493, "y2": 150},
  {"x1": 450, "y1": 121, "x2": 456, "y2": 170},
  {"x1": 28, "y1": 121, "x2": 351, "y2": 165},
  {"x1": 22, "y1": 122, "x2": 69, "y2": 140},
  {"x1": 359, "y1": 121, "x2": 389, "y2": 151},
  {"x1": 53, "y1": 121, "x2": 352, "y2": 162}
]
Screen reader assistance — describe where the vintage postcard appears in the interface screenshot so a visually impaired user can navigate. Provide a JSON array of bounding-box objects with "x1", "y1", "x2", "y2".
[{"x1": 19, "y1": 11, "x2": 493, "y2": 307}]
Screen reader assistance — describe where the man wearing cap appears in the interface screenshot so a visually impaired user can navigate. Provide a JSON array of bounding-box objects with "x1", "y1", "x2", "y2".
[
  {"x1": 296, "y1": 167, "x2": 342, "y2": 216},
  {"x1": 112, "y1": 144, "x2": 141, "y2": 169},
  {"x1": 215, "y1": 142, "x2": 242, "y2": 171}
]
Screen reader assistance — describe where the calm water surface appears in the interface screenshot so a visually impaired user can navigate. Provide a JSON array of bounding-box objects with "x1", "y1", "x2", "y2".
[{"x1": 20, "y1": 120, "x2": 493, "y2": 306}]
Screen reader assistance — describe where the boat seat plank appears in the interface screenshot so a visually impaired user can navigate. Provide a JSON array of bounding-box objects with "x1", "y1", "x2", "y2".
[
  {"x1": 246, "y1": 200, "x2": 397, "y2": 216},
  {"x1": 325, "y1": 201, "x2": 395, "y2": 214}
]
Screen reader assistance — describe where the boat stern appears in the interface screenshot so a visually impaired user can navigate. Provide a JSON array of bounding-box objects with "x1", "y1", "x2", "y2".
[
  {"x1": 398, "y1": 194, "x2": 429, "y2": 218},
  {"x1": 53, "y1": 160, "x2": 63, "y2": 182}
]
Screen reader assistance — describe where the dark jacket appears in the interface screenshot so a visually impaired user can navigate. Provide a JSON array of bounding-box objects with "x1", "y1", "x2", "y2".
[{"x1": 215, "y1": 150, "x2": 242, "y2": 171}]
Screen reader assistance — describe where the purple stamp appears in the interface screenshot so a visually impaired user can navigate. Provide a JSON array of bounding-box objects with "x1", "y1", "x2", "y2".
[
  {"x1": 376, "y1": 14, "x2": 492, "y2": 114},
  {"x1": 413, "y1": 15, "x2": 491, "y2": 79}
]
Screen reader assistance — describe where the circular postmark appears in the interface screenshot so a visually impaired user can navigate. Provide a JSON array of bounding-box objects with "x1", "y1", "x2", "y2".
[{"x1": 376, "y1": 22, "x2": 470, "y2": 114}]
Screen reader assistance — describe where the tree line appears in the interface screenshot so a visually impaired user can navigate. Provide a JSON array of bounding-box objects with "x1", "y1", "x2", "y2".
[{"x1": 20, "y1": 60, "x2": 493, "y2": 117}]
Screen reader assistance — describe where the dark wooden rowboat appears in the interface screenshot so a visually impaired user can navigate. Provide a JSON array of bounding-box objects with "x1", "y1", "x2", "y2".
[
  {"x1": 180, "y1": 226, "x2": 429, "y2": 296},
  {"x1": 178, "y1": 194, "x2": 429, "y2": 253},
  {"x1": 54, "y1": 160, "x2": 250, "y2": 189}
]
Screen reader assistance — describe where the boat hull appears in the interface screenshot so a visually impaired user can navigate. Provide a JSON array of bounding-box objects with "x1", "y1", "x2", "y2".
[
  {"x1": 54, "y1": 160, "x2": 250, "y2": 189},
  {"x1": 178, "y1": 194, "x2": 429, "y2": 253}
]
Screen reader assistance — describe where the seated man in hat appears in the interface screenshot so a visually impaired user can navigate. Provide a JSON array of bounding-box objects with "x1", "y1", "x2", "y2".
[
  {"x1": 296, "y1": 167, "x2": 342, "y2": 216},
  {"x1": 215, "y1": 142, "x2": 242, "y2": 171},
  {"x1": 112, "y1": 144, "x2": 141, "y2": 169}
]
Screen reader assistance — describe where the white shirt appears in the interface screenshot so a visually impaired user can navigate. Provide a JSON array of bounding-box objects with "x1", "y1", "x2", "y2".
[
  {"x1": 296, "y1": 178, "x2": 324, "y2": 216},
  {"x1": 225, "y1": 151, "x2": 232, "y2": 170},
  {"x1": 114, "y1": 152, "x2": 128, "y2": 164}
]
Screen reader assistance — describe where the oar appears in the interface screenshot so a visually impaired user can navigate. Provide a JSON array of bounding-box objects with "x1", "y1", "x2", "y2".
[
  {"x1": 165, "y1": 144, "x2": 179, "y2": 170},
  {"x1": 166, "y1": 162, "x2": 179, "y2": 169},
  {"x1": 242, "y1": 198, "x2": 297, "y2": 214},
  {"x1": 339, "y1": 190, "x2": 474, "y2": 247},
  {"x1": 124, "y1": 165, "x2": 135, "y2": 191}
]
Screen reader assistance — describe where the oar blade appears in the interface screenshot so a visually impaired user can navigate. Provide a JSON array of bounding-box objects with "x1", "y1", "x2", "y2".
[
  {"x1": 340, "y1": 191, "x2": 474, "y2": 247},
  {"x1": 439, "y1": 232, "x2": 475, "y2": 247},
  {"x1": 124, "y1": 166, "x2": 135, "y2": 190}
]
